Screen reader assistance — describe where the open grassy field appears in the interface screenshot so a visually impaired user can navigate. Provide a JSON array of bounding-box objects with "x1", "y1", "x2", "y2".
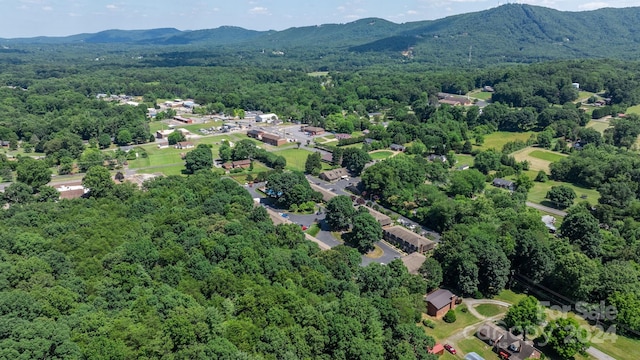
[
  {"x1": 512, "y1": 147, "x2": 566, "y2": 173},
  {"x1": 467, "y1": 89, "x2": 493, "y2": 100},
  {"x1": 586, "y1": 119, "x2": 611, "y2": 134},
  {"x1": 528, "y1": 179, "x2": 600, "y2": 207},
  {"x1": 369, "y1": 150, "x2": 395, "y2": 160},
  {"x1": 625, "y1": 104, "x2": 640, "y2": 115},
  {"x1": 493, "y1": 290, "x2": 527, "y2": 305},
  {"x1": 339, "y1": 143, "x2": 363, "y2": 149},
  {"x1": 528, "y1": 150, "x2": 566, "y2": 162},
  {"x1": 455, "y1": 154, "x2": 475, "y2": 168},
  {"x1": 476, "y1": 131, "x2": 537, "y2": 152},
  {"x1": 277, "y1": 148, "x2": 315, "y2": 172}
]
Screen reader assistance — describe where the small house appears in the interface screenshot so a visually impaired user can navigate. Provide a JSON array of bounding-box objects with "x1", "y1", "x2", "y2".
[
  {"x1": 425, "y1": 289, "x2": 457, "y2": 318},
  {"x1": 492, "y1": 178, "x2": 515, "y2": 191},
  {"x1": 358, "y1": 205, "x2": 393, "y2": 227},
  {"x1": 156, "y1": 129, "x2": 174, "y2": 139},
  {"x1": 390, "y1": 144, "x2": 406, "y2": 152},
  {"x1": 428, "y1": 344, "x2": 445, "y2": 356}
]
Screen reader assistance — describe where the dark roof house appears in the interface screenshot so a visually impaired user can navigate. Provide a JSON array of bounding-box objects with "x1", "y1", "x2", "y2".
[
  {"x1": 390, "y1": 144, "x2": 406, "y2": 151},
  {"x1": 476, "y1": 323, "x2": 542, "y2": 360},
  {"x1": 425, "y1": 289, "x2": 458, "y2": 318},
  {"x1": 492, "y1": 178, "x2": 515, "y2": 191}
]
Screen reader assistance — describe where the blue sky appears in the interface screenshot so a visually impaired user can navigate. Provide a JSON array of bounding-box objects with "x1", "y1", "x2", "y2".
[{"x1": 1, "y1": 0, "x2": 639, "y2": 38}]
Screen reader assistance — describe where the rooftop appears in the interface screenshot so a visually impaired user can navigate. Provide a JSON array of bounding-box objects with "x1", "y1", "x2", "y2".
[
  {"x1": 401, "y1": 252, "x2": 427, "y2": 275},
  {"x1": 384, "y1": 225, "x2": 436, "y2": 251},
  {"x1": 426, "y1": 289, "x2": 456, "y2": 310}
]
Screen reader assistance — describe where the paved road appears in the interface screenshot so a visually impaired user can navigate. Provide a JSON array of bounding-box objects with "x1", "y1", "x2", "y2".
[
  {"x1": 586, "y1": 347, "x2": 616, "y2": 360},
  {"x1": 526, "y1": 201, "x2": 567, "y2": 217}
]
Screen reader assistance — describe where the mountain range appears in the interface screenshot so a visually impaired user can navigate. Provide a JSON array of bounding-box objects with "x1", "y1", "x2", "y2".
[{"x1": 4, "y1": 4, "x2": 640, "y2": 65}]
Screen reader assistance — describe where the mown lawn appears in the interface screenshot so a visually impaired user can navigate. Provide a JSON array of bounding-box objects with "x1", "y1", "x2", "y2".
[
  {"x1": 455, "y1": 154, "x2": 475, "y2": 168},
  {"x1": 586, "y1": 120, "x2": 611, "y2": 134},
  {"x1": 493, "y1": 289, "x2": 527, "y2": 305},
  {"x1": 277, "y1": 148, "x2": 316, "y2": 172},
  {"x1": 422, "y1": 305, "x2": 480, "y2": 342},
  {"x1": 475, "y1": 131, "x2": 537, "y2": 152},
  {"x1": 528, "y1": 180, "x2": 600, "y2": 207},
  {"x1": 528, "y1": 150, "x2": 566, "y2": 162},
  {"x1": 625, "y1": 104, "x2": 640, "y2": 115},
  {"x1": 468, "y1": 90, "x2": 493, "y2": 100},
  {"x1": 369, "y1": 150, "x2": 394, "y2": 160},
  {"x1": 474, "y1": 304, "x2": 507, "y2": 318}
]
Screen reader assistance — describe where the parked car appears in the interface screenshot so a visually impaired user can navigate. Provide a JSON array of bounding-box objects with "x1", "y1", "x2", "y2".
[{"x1": 444, "y1": 344, "x2": 456, "y2": 355}]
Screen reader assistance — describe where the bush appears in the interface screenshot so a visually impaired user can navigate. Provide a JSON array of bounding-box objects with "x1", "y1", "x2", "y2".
[
  {"x1": 459, "y1": 305, "x2": 468, "y2": 313},
  {"x1": 443, "y1": 310, "x2": 457, "y2": 323},
  {"x1": 422, "y1": 319, "x2": 436, "y2": 328}
]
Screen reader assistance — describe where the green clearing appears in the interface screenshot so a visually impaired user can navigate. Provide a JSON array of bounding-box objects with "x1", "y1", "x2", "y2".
[
  {"x1": 475, "y1": 131, "x2": 536, "y2": 152},
  {"x1": 577, "y1": 91, "x2": 596, "y2": 102},
  {"x1": 586, "y1": 120, "x2": 611, "y2": 134},
  {"x1": 474, "y1": 304, "x2": 507, "y2": 318},
  {"x1": 369, "y1": 150, "x2": 394, "y2": 160},
  {"x1": 626, "y1": 104, "x2": 640, "y2": 115},
  {"x1": 455, "y1": 154, "x2": 474, "y2": 168},
  {"x1": 339, "y1": 143, "x2": 363, "y2": 149},
  {"x1": 493, "y1": 290, "x2": 527, "y2": 305},
  {"x1": 468, "y1": 89, "x2": 493, "y2": 100},
  {"x1": 149, "y1": 121, "x2": 170, "y2": 133},
  {"x1": 528, "y1": 180, "x2": 600, "y2": 207},
  {"x1": 422, "y1": 305, "x2": 480, "y2": 342},
  {"x1": 277, "y1": 148, "x2": 316, "y2": 172},
  {"x1": 307, "y1": 71, "x2": 329, "y2": 77},
  {"x1": 528, "y1": 150, "x2": 566, "y2": 162},
  {"x1": 136, "y1": 164, "x2": 185, "y2": 176}
]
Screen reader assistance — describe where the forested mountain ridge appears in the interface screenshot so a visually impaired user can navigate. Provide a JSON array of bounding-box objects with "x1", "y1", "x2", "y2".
[{"x1": 5, "y1": 4, "x2": 640, "y2": 65}]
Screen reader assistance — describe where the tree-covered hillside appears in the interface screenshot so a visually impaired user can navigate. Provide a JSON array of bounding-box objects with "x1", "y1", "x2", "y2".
[
  {"x1": 6, "y1": 5, "x2": 640, "y2": 66},
  {"x1": 0, "y1": 172, "x2": 435, "y2": 359}
]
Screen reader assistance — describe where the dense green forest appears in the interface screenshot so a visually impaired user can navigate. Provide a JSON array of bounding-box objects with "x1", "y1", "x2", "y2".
[{"x1": 0, "y1": 172, "x2": 436, "y2": 359}]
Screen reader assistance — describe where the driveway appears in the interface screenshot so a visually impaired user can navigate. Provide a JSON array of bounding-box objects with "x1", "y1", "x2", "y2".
[{"x1": 526, "y1": 201, "x2": 567, "y2": 217}]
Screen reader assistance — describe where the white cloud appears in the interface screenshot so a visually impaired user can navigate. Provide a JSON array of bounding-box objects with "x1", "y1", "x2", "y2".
[
  {"x1": 578, "y1": 1, "x2": 610, "y2": 10},
  {"x1": 249, "y1": 6, "x2": 269, "y2": 14},
  {"x1": 106, "y1": 4, "x2": 117, "y2": 9},
  {"x1": 337, "y1": 6, "x2": 345, "y2": 11},
  {"x1": 407, "y1": 10, "x2": 418, "y2": 14},
  {"x1": 68, "y1": 12, "x2": 81, "y2": 17},
  {"x1": 42, "y1": 5, "x2": 52, "y2": 11}
]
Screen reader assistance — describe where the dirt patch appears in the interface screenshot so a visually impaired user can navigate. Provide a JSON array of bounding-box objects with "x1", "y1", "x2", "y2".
[{"x1": 512, "y1": 147, "x2": 559, "y2": 173}]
